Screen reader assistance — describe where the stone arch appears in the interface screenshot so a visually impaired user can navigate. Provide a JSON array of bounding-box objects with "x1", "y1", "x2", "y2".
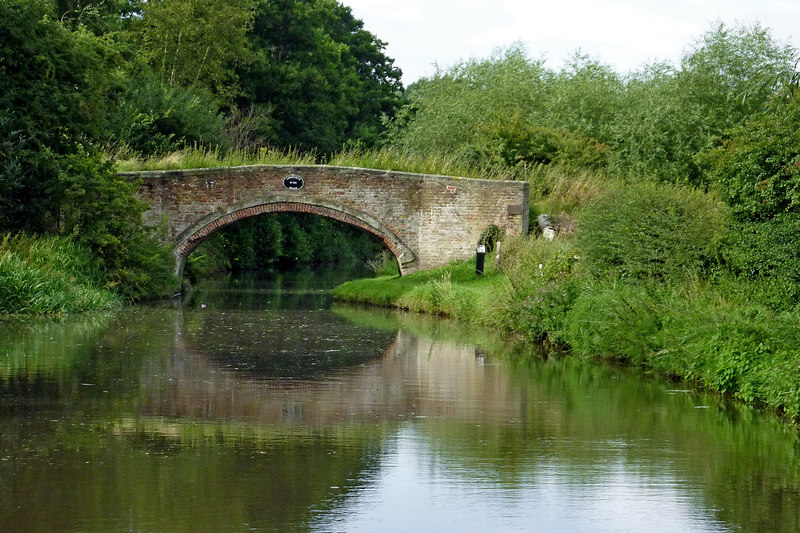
[{"x1": 173, "y1": 196, "x2": 417, "y2": 280}]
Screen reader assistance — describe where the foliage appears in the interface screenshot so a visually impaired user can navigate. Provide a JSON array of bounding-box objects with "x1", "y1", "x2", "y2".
[
  {"x1": 54, "y1": 0, "x2": 140, "y2": 34},
  {"x1": 55, "y1": 152, "x2": 175, "y2": 298},
  {"x1": 188, "y1": 212, "x2": 387, "y2": 277},
  {"x1": 0, "y1": 0, "x2": 117, "y2": 232},
  {"x1": 0, "y1": 233, "x2": 119, "y2": 314},
  {"x1": 386, "y1": 44, "x2": 551, "y2": 160},
  {"x1": 477, "y1": 225, "x2": 504, "y2": 252},
  {"x1": 136, "y1": 0, "x2": 254, "y2": 101},
  {"x1": 499, "y1": 237, "x2": 579, "y2": 343},
  {"x1": 366, "y1": 250, "x2": 399, "y2": 277},
  {"x1": 562, "y1": 280, "x2": 800, "y2": 420},
  {"x1": 238, "y1": 0, "x2": 403, "y2": 153},
  {"x1": 576, "y1": 182, "x2": 726, "y2": 281},
  {"x1": 106, "y1": 71, "x2": 228, "y2": 156},
  {"x1": 700, "y1": 92, "x2": 800, "y2": 221},
  {"x1": 712, "y1": 215, "x2": 800, "y2": 310},
  {"x1": 610, "y1": 24, "x2": 795, "y2": 185},
  {"x1": 473, "y1": 120, "x2": 609, "y2": 170}
]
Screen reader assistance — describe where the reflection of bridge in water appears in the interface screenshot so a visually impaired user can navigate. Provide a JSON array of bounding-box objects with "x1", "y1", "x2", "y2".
[{"x1": 133, "y1": 311, "x2": 521, "y2": 431}]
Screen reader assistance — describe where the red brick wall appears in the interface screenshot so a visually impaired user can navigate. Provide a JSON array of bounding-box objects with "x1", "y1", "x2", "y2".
[{"x1": 124, "y1": 165, "x2": 529, "y2": 275}]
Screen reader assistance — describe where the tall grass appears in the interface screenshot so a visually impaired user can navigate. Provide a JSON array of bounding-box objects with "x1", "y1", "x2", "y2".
[
  {"x1": 329, "y1": 146, "x2": 521, "y2": 180},
  {"x1": 113, "y1": 144, "x2": 617, "y2": 226},
  {"x1": 0, "y1": 234, "x2": 119, "y2": 315},
  {"x1": 564, "y1": 280, "x2": 800, "y2": 420},
  {"x1": 113, "y1": 145, "x2": 318, "y2": 171}
]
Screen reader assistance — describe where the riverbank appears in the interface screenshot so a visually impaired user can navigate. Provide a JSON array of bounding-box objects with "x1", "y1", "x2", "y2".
[
  {"x1": 333, "y1": 231, "x2": 800, "y2": 425},
  {"x1": 0, "y1": 234, "x2": 120, "y2": 315}
]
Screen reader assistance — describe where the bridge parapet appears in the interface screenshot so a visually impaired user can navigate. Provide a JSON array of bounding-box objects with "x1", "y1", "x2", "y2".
[{"x1": 122, "y1": 165, "x2": 529, "y2": 277}]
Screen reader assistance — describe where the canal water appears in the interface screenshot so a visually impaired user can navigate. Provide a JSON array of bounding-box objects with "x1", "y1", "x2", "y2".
[{"x1": 1, "y1": 273, "x2": 800, "y2": 532}]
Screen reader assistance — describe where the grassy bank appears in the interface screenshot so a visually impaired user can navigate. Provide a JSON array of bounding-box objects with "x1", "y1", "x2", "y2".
[
  {"x1": 0, "y1": 234, "x2": 120, "y2": 315},
  {"x1": 333, "y1": 177, "x2": 800, "y2": 424},
  {"x1": 333, "y1": 260, "x2": 513, "y2": 328}
]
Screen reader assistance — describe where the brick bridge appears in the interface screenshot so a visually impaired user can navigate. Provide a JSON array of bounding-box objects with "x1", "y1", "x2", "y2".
[{"x1": 123, "y1": 165, "x2": 529, "y2": 278}]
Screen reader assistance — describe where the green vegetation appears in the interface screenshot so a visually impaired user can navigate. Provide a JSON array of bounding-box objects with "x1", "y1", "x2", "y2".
[
  {"x1": 115, "y1": 145, "x2": 317, "y2": 171},
  {"x1": 332, "y1": 23, "x2": 800, "y2": 422},
  {"x1": 0, "y1": 0, "x2": 403, "y2": 312},
  {"x1": 0, "y1": 234, "x2": 119, "y2": 315},
  {"x1": 333, "y1": 260, "x2": 511, "y2": 326},
  {"x1": 184, "y1": 212, "x2": 388, "y2": 281},
  {"x1": 3, "y1": 0, "x2": 800, "y2": 428}
]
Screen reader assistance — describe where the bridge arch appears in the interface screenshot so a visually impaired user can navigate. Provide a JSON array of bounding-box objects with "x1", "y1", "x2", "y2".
[
  {"x1": 127, "y1": 164, "x2": 529, "y2": 283},
  {"x1": 173, "y1": 196, "x2": 417, "y2": 280}
]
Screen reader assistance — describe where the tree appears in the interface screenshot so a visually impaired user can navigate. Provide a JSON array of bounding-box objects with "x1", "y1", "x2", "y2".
[
  {"x1": 54, "y1": 0, "x2": 141, "y2": 34},
  {"x1": 386, "y1": 44, "x2": 551, "y2": 159},
  {"x1": 238, "y1": 0, "x2": 403, "y2": 153},
  {"x1": 137, "y1": 0, "x2": 254, "y2": 101},
  {"x1": 610, "y1": 22, "x2": 796, "y2": 185},
  {"x1": 0, "y1": 0, "x2": 116, "y2": 231}
]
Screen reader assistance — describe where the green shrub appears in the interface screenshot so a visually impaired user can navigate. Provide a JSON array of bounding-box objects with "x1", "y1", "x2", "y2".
[
  {"x1": 106, "y1": 72, "x2": 228, "y2": 156},
  {"x1": 700, "y1": 91, "x2": 800, "y2": 222},
  {"x1": 499, "y1": 237, "x2": 579, "y2": 343},
  {"x1": 713, "y1": 214, "x2": 800, "y2": 310},
  {"x1": 576, "y1": 182, "x2": 726, "y2": 281},
  {"x1": 564, "y1": 282, "x2": 663, "y2": 363},
  {"x1": 473, "y1": 121, "x2": 609, "y2": 170}
]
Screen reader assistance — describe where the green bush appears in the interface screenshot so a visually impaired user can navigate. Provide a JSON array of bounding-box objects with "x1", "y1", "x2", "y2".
[
  {"x1": 576, "y1": 182, "x2": 726, "y2": 281},
  {"x1": 700, "y1": 91, "x2": 800, "y2": 222},
  {"x1": 565, "y1": 282, "x2": 663, "y2": 363},
  {"x1": 501, "y1": 237, "x2": 580, "y2": 343},
  {"x1": 106, "y1": 72, "x2": 227, "y2": 156},
  {"x1": 712, "y1": 215, "x2": 800, "y2": 310},
  {"x1": 57, "y1": 151, "x2": 175, "y2": 299}
]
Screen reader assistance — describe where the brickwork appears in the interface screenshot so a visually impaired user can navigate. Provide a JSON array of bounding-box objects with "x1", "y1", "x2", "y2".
[{"x1": 123, "y1": 165, "x2": 529, "y2": 277}]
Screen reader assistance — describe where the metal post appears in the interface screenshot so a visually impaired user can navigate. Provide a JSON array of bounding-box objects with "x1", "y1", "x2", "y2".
[{"x1": 476, "y1": 244, "x2": 486, "y2": 275}]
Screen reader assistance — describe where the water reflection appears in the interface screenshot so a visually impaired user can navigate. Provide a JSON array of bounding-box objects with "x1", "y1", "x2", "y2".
[{"x1": 0, "y1": 282, "x2": 799, "y2": 532}]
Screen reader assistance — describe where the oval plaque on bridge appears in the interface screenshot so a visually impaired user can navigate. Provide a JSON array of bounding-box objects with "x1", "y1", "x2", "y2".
[{"x1": 283, "y1": 175, "x2": 304, "y2": 190}]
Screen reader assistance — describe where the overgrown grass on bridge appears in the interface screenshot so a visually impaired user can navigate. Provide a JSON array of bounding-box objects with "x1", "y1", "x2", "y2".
[
  {"x1": 113, "y1": 145, "x2": 317, "y2": 171},
  {"x1": 113, "y1": 145, "x2": 618, "y2": 222}
]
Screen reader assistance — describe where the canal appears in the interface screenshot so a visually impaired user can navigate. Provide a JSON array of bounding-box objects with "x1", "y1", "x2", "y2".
[{"x1": 1, "y1": 273, "x2": 799, "y2": 532}]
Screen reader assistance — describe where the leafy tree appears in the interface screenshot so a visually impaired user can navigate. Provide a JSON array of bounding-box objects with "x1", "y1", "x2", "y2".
[
  {"x1": 700, "y1": 91, "x2": 800, "y2": 221},
  {"x1": 680, "y1": 22, "x2": 795, "y2": 136},
  {"x1": 387, "y1": 45, "x2": 551, "y2": 159},
  {"x1": 0, "y1": 1, "x2": 173, "y2": 297},
  {"x1": 54, "y1": 0, "x2": 141, "y2": 34},
  {"x1": 545, "y1": 53, "x2": 623, "y2": 145},
  {"x1": 607, "y1": 63, "x2": 698, "y2": 183},
  {"x1": 0, "y1": 0, "x2": 116, "y2": 231},
  {"x1": 106, "y1": 69, "x2": 227, "y2": 155},
  {"x1": 238, "y1": 0, "x2": 403, "y2": 153},
  {"x1": 611, "y1": 23, "x2": 795, "y2": 184},
  {"x1": 137, "y1": 0, "x2": 254, "y2": 101}
]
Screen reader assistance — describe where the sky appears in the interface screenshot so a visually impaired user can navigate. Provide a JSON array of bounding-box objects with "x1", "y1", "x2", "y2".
[{"x1": 344, "y1": 0, "x2": 800, "y2": 84}]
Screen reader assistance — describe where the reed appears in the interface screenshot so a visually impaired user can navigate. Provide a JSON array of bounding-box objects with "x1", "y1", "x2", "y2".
[
  {"x1": 114, "y1": 145, "x2": 317, "y2": 171},
  {"x1": 0, "y1": 234, "x2": 119, "y2": 315}
]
